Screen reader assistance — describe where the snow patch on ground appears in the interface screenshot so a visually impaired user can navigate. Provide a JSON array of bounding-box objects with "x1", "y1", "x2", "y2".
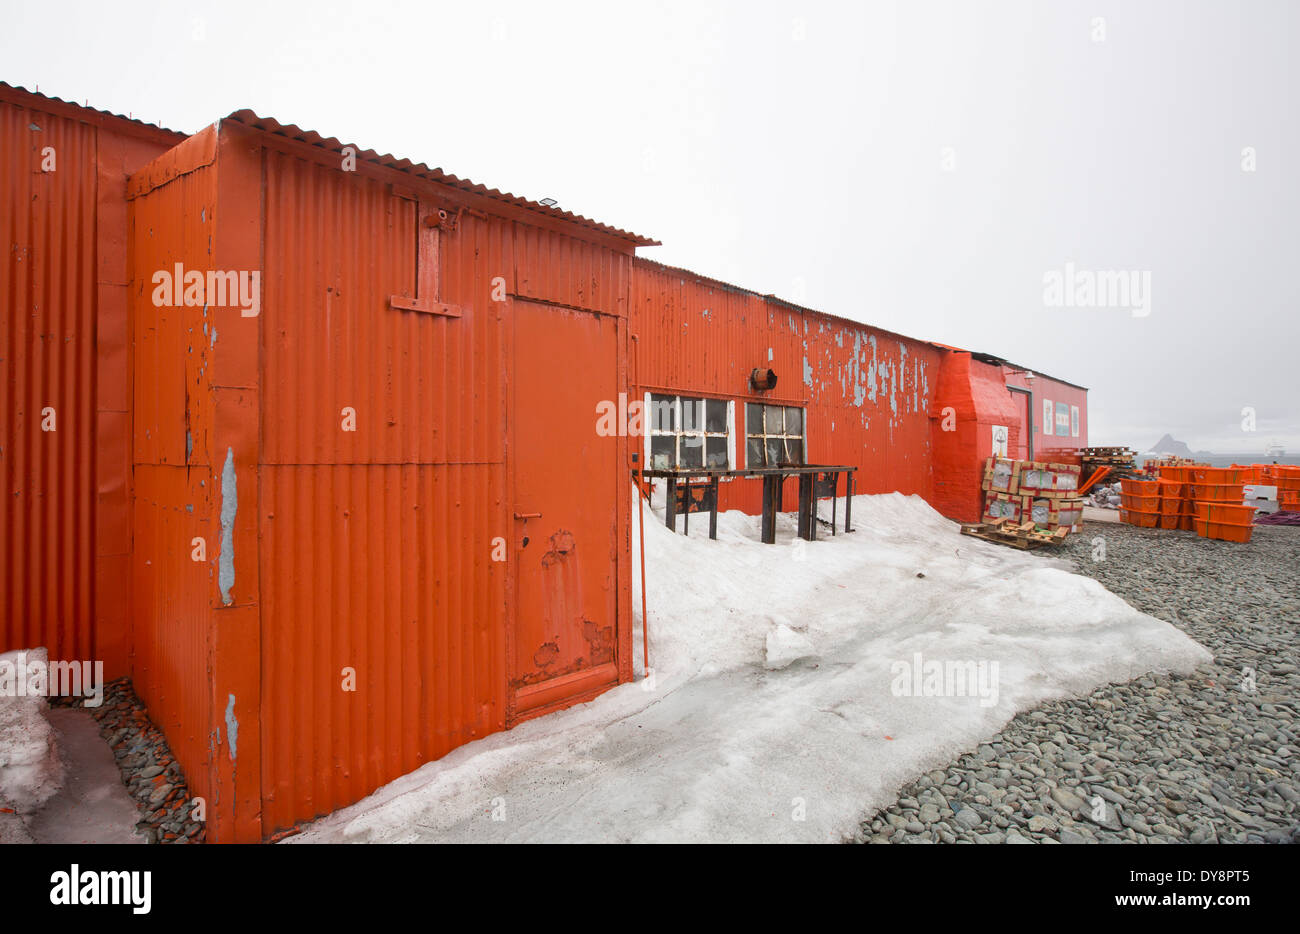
[
  {"x1": 291, "y1": 492, "x2": 1211, "y2": 844},
  {"x1": 0, "y1": 648, "x2": 65, "y2": 815}
]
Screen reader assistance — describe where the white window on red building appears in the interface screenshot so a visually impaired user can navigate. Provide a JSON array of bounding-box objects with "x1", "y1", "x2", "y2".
[
  {"x1": 745, "y1": 403, "x2": 806, "y2": 467},
  {"x1": 646, "y1": 394, "x2": 733, "y2": 469}
]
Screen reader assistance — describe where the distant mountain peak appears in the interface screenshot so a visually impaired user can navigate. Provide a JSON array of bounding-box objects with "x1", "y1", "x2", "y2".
[{"x1": 1151, "y1": 434, "x2": 1212, "y2": 457}]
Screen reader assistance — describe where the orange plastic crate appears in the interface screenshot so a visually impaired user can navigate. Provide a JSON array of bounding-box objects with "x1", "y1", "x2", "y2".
[
  {"x1": 1195, "y1": 520, "x2": 1253, "y2": 543},
  {"x1": 1191, "y1": 467, "x2": 1244, "y2": 484},
  {"x1": 1157, "y1": 514, "x2": 1180, "y2": 529},
  {"x1": 1187, "y1": 482, "x2": 1244, "y2": 502},
  {"x1": 1157, "y1": 466, "x2": 1198, "y2": 482},
  {"x1": 1120, "y1": 492, "x2": 1161, "y2": 511},
  {"x1": 1120, "y1": 479, "x2": 1159, "y2": 494},
  {"x1": 1200, "y1": 502, "x2": 1256, "y2": 525},
  {"x1": 1240, "y1": 465, "x2": 1268, "y2": 484},
  {"x1": 1120, "y1": 508, "x2": 1160, "y2": 528},
  {"x1": 1156, "y1": 480, "x2": 1183, "y2": 514}
]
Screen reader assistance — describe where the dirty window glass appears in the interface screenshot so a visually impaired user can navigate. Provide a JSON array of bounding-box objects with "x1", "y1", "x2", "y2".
[
  {"x1": 745, "y1": 403, "x2": 806, "y2": 467},
  {"x1": 647, "y1": 394, "x2": 732, "y2": 470}
]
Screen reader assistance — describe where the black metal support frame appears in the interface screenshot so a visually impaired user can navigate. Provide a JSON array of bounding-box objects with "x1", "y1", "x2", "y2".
[{"x1": 641, "y1": 465, "x2": 858, "y2": 544}]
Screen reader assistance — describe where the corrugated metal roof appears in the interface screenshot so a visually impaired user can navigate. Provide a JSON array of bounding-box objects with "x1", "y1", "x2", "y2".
[
  {"x1": 0, "y1": 81, "x2": 186, "y2": 141},
  {"x1": 222, "y1": 110, "x2": 659, "y2": 246},
  {"x1": 636, "y1": 256, "x2": 952, "y2": 359},
  {"x1": 634, "y1": 257, "x2": 1089, "y2": 391}
]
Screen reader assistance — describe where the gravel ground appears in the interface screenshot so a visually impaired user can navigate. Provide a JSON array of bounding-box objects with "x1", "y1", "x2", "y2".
[
  {"x1": 859, "y1": 520, "x2": 1300, "y2": 844},
  {"x1": 54, "y1": 679, "x2": 204, "y2": 843}
]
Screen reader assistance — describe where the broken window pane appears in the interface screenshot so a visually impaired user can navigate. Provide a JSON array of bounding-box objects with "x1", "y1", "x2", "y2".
[
  {"x1": 747, "y1": 437, "x2": 764, "y2": 467},
  {"x1": 785, "y1": 407, "x2": 802, "y2": 436},
  {"x1": 766, "y1": 437, "x2": 784, "y2": 465},
  {"x1": 764, "y1": 405, "x2": 784, "y2": 433},
  {"x1": 679, "y1": 439, "x2": 704, "y2": 468},
  {"x1": 705, "y1": 398, "x2": 728, "y2": 433},
  {"x1": 706, "y1": 436, "x2": 728, "y2": 468},
  {"x1": 785, "y1": 438, "x2": 803, "y2": 465}
]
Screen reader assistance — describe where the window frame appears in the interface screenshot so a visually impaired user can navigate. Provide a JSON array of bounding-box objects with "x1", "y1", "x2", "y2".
[
  {"x1": 744, "y1": 402, "x2": 808, "y2": 468},
  {"x1": 644, "y1": 392, "x2": 736, "y2": 471}
]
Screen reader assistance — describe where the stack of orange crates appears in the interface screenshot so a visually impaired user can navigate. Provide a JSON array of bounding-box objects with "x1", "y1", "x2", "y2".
[
  {"x1": 1157, "y1": 464, "x2": 1208, "y2": 531},
  {"x1": 1186, "y1": 466, "x2": 1250, "y2": 543},
  {"x1": 1118, "y1": 478, "x2": 1161, "y2": 527},
  {"x1": 1263, "y1": 465, "x2": 1300, "y2": 512}
]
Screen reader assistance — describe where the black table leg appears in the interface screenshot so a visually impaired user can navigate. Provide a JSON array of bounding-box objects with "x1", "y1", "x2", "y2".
[
  {"x1": 798, "y1": 473, "x2": 815, "y2": 541},
  {"x1": 709, "y1": 476, "x2": 719, "y2": 540},
  {"x1": 831, "y1": 471, "x2": 838, "y2": 536},
  {"x1": 665, "y1": 477, "x2": 677, "y2": 532},
  {"x1": 844, "y1": 472, "x2": 854, "y2": 533},
  {"x1": 761, "y1": 474, "x2": 779, "y2": 544}
]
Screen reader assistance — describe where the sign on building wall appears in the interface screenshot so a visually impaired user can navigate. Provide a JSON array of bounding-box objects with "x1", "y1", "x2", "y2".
[
  {"x1": 991, "y1": 425, "x2": 1008, "y2": 457},
  {"x1": 1042, "y1": 399, "x2": 1053, "y2": 435},
  {"x1": 1055, "y1": 401, "x2": 1070, "y2": 436},
  {"x1": 1070, "y1": 405, "x2": 1080, "y2": 437}
]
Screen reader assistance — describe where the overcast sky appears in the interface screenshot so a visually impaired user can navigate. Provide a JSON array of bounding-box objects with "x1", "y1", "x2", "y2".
[{"x1": 4, "y1": 0, "x2": 1296, "y2": 452}]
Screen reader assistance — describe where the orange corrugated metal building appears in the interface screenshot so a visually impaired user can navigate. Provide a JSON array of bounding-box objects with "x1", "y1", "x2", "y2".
[
  {"x1": 1, "y1": 84, "x2": 182, "y2": 679},
  {"x1": 630, "y1": 259, "x2": 943, "y2": 512},
  {"x1": 2, "y1": 83, "x2": 1086, "y2": 841}
]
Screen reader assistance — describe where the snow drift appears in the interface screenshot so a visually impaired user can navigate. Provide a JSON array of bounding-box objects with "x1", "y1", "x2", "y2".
[
  {"x1": 0, "y1": 648, "x2": 65, "y2": 815},
  {"x1": 291, "y1": 492, "x2": 1210, "y2": 844}
]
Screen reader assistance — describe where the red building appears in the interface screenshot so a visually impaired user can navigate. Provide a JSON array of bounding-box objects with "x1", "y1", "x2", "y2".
[{"x1": 1, "y1": 84, "x2": 1086, "y2": 840}]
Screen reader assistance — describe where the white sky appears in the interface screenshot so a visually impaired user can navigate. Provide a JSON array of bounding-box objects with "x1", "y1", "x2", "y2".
[{"x1": 4, "y1": 0, "x2": 1296, "y2": 452}]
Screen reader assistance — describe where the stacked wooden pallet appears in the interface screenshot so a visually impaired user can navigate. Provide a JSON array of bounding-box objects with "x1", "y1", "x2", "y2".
[
  {"x1": 960, "y1": 518, "x2": 1070, "y2": 550},
  {"x1": 1078, "y1": 446, "x2": 1140, "y2": 480}
]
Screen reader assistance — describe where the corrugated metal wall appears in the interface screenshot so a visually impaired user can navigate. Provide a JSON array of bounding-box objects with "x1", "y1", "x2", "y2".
[
  {"x1": 0, "y1": 99, "x2": 98, "y2": 666},
  {"x1": 126, "y1": 136, "x2": 221, "y2": 815},
  {"x1": 629, "y1": 260, "x2": 941, "y2": 511},
  {"x1": 257, "y1": 144, "x2": 514, "y2": 831},
  {"x1": 1, "y1": 90, "x2": 176, "y2": 677},
  {"x1": 119, "y1": 122, "x2": 640, "y2": 841}
]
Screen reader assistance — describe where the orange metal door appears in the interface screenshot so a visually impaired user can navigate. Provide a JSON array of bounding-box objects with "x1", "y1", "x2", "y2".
[
  {"x1": 510, "y1": 300, "x2": 620, "y2": 718},
  {"x1": 1012, "y1": 389, "x2": 1032, "y2": 460}
]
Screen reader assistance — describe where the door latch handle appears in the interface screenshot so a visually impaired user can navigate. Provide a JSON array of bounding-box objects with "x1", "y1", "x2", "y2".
[{"x1": 513, "y1": 511, "x2": 542, "y2": 520}]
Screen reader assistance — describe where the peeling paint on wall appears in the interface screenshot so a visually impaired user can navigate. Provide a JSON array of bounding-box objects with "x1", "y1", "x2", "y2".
[
  {"x1": 224, "y1": 694, "x2": 238, "y2": 761},
  {"x1": 218, "y1": 447, "x2": 236, "y2": 605}
]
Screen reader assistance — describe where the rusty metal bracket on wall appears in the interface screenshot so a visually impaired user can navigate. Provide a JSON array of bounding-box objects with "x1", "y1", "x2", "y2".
[{"x1": 389, "y1": 184, "x2": 463, "y2": 317}]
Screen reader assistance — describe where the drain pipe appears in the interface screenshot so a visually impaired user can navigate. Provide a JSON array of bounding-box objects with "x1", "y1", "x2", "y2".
[
  {"x1": 632, "y1": 334, "x2": 650, "y2": 678},
  {"x1": 638, "y1": 473, "x2": 650, "y2": 678}
]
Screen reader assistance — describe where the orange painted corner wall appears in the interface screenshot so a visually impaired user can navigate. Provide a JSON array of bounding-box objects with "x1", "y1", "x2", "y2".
[
  {"x1": 126, "y1": 125, "x2": 225, "y2": 834},
  {"x1": 226, "y1": 122, "x2": 635, "y2": 839}
]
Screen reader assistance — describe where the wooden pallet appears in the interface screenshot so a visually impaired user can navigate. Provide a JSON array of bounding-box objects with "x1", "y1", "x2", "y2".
[{"x1": 960, "y1": 518, "x2": 1070, "y2": 550}]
